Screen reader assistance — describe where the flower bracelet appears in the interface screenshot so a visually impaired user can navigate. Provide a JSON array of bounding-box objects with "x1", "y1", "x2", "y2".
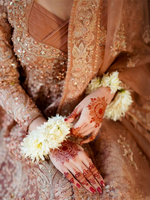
[
  {"x1": 86, "y1": 71, "x2": 133, "y2": 121},
  {"x1": 21, "y1": 71, "x2": 132, "y2": 162},
  {"x1": 21, "y1": 115, "x2": 72, "y2": 162}
]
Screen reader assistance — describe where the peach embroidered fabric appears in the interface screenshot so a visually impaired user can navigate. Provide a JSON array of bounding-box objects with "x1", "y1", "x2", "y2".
[
  {"x1": 29, "y1": 1, "x2": 69, "y2": 52},
  {"x1": 0, "y1": 0, "x2": 150, "y2": 199}
]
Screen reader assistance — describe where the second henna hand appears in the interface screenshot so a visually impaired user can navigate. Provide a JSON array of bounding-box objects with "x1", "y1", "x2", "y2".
[
  {"x1": 64, "y1": 87, "x2": 115, "y2": 143},
  {"x1": 49, "y1": 140, "x2": 104, "y2": 194}
]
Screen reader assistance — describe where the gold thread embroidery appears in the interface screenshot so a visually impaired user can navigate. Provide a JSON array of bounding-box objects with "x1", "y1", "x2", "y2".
[
  {"x1": 117, "y1": 135, "x2": 138, "y2": 170},
  {"x1": 127, "y1": 54, "x2": 139, "y2": 68},
  {"x1": 58, "y1": 0, "x2": 104, "y2": 114},
  {"x1": 99, "y1": 26, "x2": 107, "y2": 46},
  {"x1": 142, "y1": 26, "x2": 150, "y2": 44},
  {"x1": 110, "y1": 24, "x2": 127, "y2": 57}
]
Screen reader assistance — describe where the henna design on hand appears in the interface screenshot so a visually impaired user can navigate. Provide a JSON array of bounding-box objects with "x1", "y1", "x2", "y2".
[
  {"x1": 83, "y1": 169, "x2": 91, "y2": 177},
  {"x1": 65, "y1": 107, "x2": 78, "y2": 121},
  {"x1": 51, "y1": 141, "x2": 81, "y2": 164},
  {"x1": 87, "y1": 97, "x2": 107, "y2": 128},
  {"x1": 74, "y1": 170, "x2": 89, "y2": 186},
  {"x1": 72, "y1": 123, "x2": 86, "y2": 137},
  {"x1": 89, "y1": 163, "x2": 95, "y2": 171},
  {"x1": 88, "y1": 178, "x2": 97, "y2": 185},
  {"x1": 89, "y1": 163, "x2": 104, "y2": 185},
  {"x1": 83, "y1": 169, "x2": 97, "y2": 185},
  {"x1": 83, "y1": 169, "x2": 98, "y2": 185},
  {"x1": 64, "y1": 172, "x2": 74, "y2": 183},
  {"x1": 72, "y1": 126, "x2": 82, "y2": 137},
  {"x1": 74, "y1": 171, "x2": 83, "y2": 179}
]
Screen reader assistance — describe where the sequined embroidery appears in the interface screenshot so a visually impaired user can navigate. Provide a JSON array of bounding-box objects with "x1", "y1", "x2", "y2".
[
  {"x1": 4, "y1": 0, "x2": 69, "y2": 115},
  {"x1": 99, "y1": 26, "x2": 107, "y2": 46},
  {"x1": 58, "y1": 0, "x2": 105, "y2": 114}
]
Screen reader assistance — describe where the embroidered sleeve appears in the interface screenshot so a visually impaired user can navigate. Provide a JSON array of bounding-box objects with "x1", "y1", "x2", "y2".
[{"x1": 0, "y1": 5, "x2": 42, "y2": 131}]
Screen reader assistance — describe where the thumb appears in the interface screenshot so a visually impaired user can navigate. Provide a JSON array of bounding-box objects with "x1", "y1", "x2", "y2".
[{"x1": 65, "y1": 106, "x2": 82, "y2": 123}]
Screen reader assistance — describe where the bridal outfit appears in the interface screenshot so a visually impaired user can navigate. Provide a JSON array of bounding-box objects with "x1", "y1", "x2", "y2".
[{"x1": 0, "y1": 0, "x2": 150, "y2": 199}]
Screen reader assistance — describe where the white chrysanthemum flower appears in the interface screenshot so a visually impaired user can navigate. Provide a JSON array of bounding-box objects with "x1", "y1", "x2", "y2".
[
  {"x1": 20, "y1": 131, "x2": 49, "y2": 162},
  {"x1": 39, "y1": 115, "x2": 72, "y2": 149},
  {"x1": 104, "y1": 90, "x2": 133, "y2": 121},
  {"x1": 21, "y1": 115, "x2": 72, "y2": 162},
  {"x1": 86, "y1": 77, "x2": 101, "y2": 95},
  {"x1": 101, "y1": 72, "x2": 122, "y2": 93}
]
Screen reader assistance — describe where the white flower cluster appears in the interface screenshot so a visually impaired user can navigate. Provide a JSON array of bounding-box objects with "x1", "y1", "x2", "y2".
[
  {"x1": 104, "y1": 90, "x2": 133, "y2": 121},
  {"x1": 21, "y1": 115, "x2": 72, "y2": 162},
  {"x1": 86, "y1": 77, "x2": 101, "y2": 95},
  {"x1": 86, "y1": 71, "x2": 122, "y2": 95},
  {"x1": 101, "y1": 71, "x2": 122, "y2": 93},
  {"x1": 86, "y1": 71, "x2": 133, "y2": 121}
]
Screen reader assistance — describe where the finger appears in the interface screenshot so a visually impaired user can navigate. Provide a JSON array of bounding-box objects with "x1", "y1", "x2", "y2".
[
  {"x1": 72, "y1": 160, "x2": 102, "y2": 194},
  {"x1": 80, "y1": 135, "x2": 96, "y2": 144},
  {"x1": 81, "y1": 127, "x2": 100, "y2": 144},
  {"x1": 77, "y1": 127, "x2": 95, "y2": 138},
  {"x1": 71, "y1": 114, "x2": 88, "y2": 137},
  {"x1": 65, "y1": 106, "x2": 82, "y2": 123},
  {"x1": 62, "y1": 168, "x2": 82, "y2": 189},
  {"x1": 71, "y1": 123, "x2": 87, "y2": 137},
  {"x1": 78, "y1": 125, "x2": 95, "y2": 134},
  {"x1": 83, "y1": 157, "x2": 105, "y2": 188},
  {"x1": 65, "y1": 162, "x2": 96, "y2": 193}
]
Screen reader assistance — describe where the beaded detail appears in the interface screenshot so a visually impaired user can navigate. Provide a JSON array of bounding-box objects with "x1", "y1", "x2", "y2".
[
  {"x1": 0, "y1": 0, "x2": 69, "y2": 130},
  {"x1": 58, "y1": 0, "x2": 106, "y2": 115},
  {"x1": 8, "y1": 0, "x2": 68, "y2": 113}
]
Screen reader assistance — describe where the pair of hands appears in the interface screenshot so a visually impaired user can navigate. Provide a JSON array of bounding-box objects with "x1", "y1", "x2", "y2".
[{"x1": 29, "y1": 87, "x2": 114, "y2": 194}]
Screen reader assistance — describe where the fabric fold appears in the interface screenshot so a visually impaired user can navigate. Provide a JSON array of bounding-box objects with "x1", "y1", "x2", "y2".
[{"x1": 28, "y1": 1, "x2": 69, "y2": 52}]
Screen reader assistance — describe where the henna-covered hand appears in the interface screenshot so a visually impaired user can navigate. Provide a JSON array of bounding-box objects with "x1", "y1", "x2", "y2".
[
  {"x1": 49, "y1": 140, "x2": 105, "y2": 194},
  {"x1": 65, "y1": 87, "x2": 115, "y2": 144}
]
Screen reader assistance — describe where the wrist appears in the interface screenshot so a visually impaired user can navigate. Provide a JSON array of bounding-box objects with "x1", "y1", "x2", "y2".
[
  {"x1": 21, "y1": 115, "x2": 72, "y2": 162},
  {"x1": 28, "y1": 116, "x2": 47, "y2": 132},
  {"x1": 96, "y1": 86, "x2": 115, "y2": 104}
]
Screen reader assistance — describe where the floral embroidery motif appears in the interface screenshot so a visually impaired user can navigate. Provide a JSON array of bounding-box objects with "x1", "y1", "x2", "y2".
[
  {"x1": 69, "y1": 0, "x2": 100, "y2": 94},
  {"x1": 58, "y1": 0, "x2": 104, "y2": 114},
  {"x1": 110, "y1": 24, "x2": 127, "y2": 57},
  {"x1": 142, "y1": 25, "x2": 150, "y2": 44},
  {"x1": 87, "y1": 97, "x2": 107, "y2": 128},
  {"x1": 117, "y1": 135, "x2": 138, "y2": 170},
  {"x1": 99, "y1": 26, "x2": 107, "y2": 46},
  {"x1": 127, "y1": 54, "x2": 139, "y2": 68}
]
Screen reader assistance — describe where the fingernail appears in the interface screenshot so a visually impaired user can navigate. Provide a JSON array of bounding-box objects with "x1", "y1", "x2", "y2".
[
  {"x1": 100, "y1": 180, "x2": 105, "y2": 187},
  {"x1": 64, "y1": 118, "x2": 67, "y2": 121},
  {"x1": 76, "y1": 183, "x2": 81, "y2": 188},
  {"x1": 90, "y1": 187, "x2": 96, "y2": 193},
  {"x1": 97, "y1": 187, "x2": 102, "y2": 194}
]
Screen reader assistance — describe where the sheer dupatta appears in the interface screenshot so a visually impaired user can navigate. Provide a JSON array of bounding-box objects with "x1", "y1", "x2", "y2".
[
  {"x1": 56, "y1": 1, "x2": 150, "y2": 199},
  {"x1": 58, "y1": 0, "x2": 150, "y2": 112},
  {"x1": 58, "y1": 0, "x2": 150, "y2": 159}
]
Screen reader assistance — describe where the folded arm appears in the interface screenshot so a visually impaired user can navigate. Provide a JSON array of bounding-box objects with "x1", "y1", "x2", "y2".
[{"x1": 0, "y1": 5, "x2": 43, "y2": 131}]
